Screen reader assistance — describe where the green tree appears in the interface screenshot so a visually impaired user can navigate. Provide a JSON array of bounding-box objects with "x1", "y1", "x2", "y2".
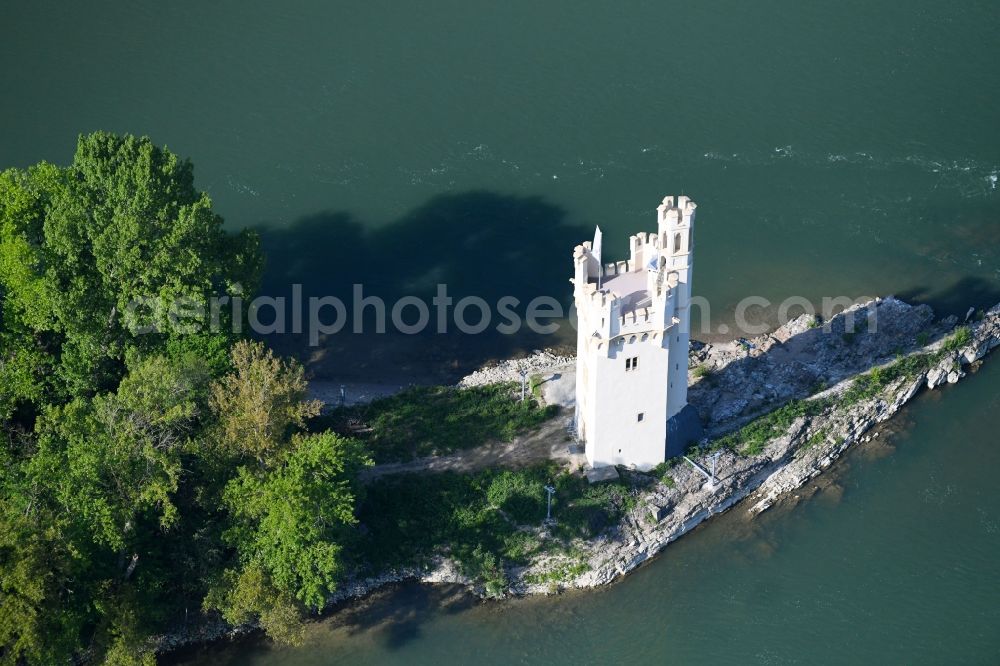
[
  {"x1": 208, "y1": 432, "x2": 369, "y2": 644},
  {"x1": 0, "y1": 133, "x2": 368, "y2": 663},
  {"x1": 0, "y1": 131, "x2": 261, "y2": 412},
  {"x1": 205, "y1": 342, "x2": 369, "y2": 643},
  {"x1": 209, "y1": 340, "x2": 322, "y2": 462},
  {"x1": 1, "y1": 354, "x2": 213, "y2": 664}
]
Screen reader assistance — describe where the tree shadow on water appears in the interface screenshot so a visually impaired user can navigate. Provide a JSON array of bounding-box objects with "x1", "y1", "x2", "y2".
[
  {"x1": 256, "y1": 191, "x2": 590, "y2": 382},
  {"x1": 323, "y1": 583, "x2": 476, "y2": 651}
]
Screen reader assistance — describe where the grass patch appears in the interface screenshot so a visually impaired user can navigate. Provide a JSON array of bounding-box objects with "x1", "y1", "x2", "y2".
[
  {"x1": 318, "y1": 383, "x2": 557, "y2": 463},
  {"x1": 710, "y1": 398, "x2": 830, "y2": 456},
  {"x1": 354, "y1": 463, "x2": 636, "y2": 590},
  {"x1": 942, "y1": 325, "x2": 971, "y2": 352},
  {"x1": 523, "y1": 559, "x2": 591, "y2": 585},
  {"x1": 529, "y1": 373, "x2": 544, "y2": 400},
  {"x1": 648, "y1": 459, "x2": 678, "y2": 488},
  {"x1": 801, "y1": 428, "x2": 829, "y2": 451},
  {"x1": 840, "y1": 352, "x2": 937, "y2": 406},
  {"x1": 692, "y1": 364, "x2": 714, "y2": 380}
]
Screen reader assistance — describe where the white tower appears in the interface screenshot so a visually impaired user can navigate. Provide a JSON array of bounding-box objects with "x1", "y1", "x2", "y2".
[{"x1": 571, "y1": 195, "x2": 700, "y2": 470}]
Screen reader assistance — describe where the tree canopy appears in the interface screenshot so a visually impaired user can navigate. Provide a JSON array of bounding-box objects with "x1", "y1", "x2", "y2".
[
  {"x1": 0, "y1": 134, "x2": 368, "y2": 665},
  {"x1": 0, "y1": 131, "x2": 261, "y2": 413}
]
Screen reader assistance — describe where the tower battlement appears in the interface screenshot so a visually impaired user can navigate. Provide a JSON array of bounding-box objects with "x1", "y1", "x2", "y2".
[{"x1": 572, "y1": 195, "x2": 702, "y2": 470}]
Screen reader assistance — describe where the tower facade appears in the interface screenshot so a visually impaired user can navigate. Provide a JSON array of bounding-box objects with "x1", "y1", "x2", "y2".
[{"x1": 572, "y1": 195, "x2": 701, "y2": 470}]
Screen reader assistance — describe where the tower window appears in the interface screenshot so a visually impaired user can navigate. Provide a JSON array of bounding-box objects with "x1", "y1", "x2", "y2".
[
  {"x1": 626, "y1": 356, "x2": 639, "y2": 371},
  {"x1": 637, "y1": 412, "x2": 644, "y2": 422},
  {"x1": 674, "y1": 233, "x2": 682, "y2": 253}
]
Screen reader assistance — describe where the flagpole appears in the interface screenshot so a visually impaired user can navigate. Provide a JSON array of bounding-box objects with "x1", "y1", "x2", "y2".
[{"x1": 593, "y1": 225, "x2": 603, "y2": 290}]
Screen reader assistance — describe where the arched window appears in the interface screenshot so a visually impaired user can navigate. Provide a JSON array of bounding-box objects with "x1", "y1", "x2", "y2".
[{"x1": 673, "y1": 233, "x2": 682, "y2": 253}]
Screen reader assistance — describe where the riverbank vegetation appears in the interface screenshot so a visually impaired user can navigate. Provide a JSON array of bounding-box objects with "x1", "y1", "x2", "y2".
[
  {"x1": 357, "y1": 463, "x2": 634, "y2": 596},
  {"x1": 0, "y1": 134, "x2": 370, "y2": 664},
  {"x1": 707, "y1": 333, "x2": 970, "y2": 458},
  {"x1": 0, "y1": 132, "x2": 574, "y2": 664}
]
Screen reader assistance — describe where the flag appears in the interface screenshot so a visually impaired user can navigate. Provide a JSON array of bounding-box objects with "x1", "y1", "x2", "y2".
[{"x1": 592, "y1": 225, "x2": 603, "y2": 264}]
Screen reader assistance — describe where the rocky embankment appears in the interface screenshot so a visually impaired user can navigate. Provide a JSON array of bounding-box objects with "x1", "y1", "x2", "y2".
[
  {"x1": 520, "y1": 299, "x2": 1000, "y2": 590},
  {"x1": 309, "y1": 298, "x2": 1000, "y2": 600},
  {"x1": 156, "y1": 298, "x2": 1000, "y2": 652},
  {"x1": 457, "y1": 350, "x2": 575, "y2": 388}
]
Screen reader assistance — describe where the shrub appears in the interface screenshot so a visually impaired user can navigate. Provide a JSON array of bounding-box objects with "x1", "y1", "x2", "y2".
[
  {"x1": 692, "y1": 364, "x2": 714, "y2": 380},
  {"x1": 942, "y1": 326, "x2": 971, "y2": 352},
  {"x1": 354, "y1": 463, "x2": 637, "y2": 586},
  {"x1": 801, "y1": 429, "x2": 828, "y2": 451},
  {"x1": 487, "y1": 471, "x2": 546, "y2": 523}
]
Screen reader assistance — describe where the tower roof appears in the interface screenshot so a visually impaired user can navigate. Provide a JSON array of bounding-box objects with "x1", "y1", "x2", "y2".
[{"x1": 601, "y1": 271, "x2": 650, "y2": 314}]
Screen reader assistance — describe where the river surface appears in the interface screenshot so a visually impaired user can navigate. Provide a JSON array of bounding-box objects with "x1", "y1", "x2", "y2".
[{"x1": 2, "y1": 1, "x2": 999, "y2": 663}]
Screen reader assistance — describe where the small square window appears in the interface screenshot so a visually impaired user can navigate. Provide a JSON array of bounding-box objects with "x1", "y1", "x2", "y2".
[{"x1": 637, "y1": 412, "x2": 644, "y2": 422}]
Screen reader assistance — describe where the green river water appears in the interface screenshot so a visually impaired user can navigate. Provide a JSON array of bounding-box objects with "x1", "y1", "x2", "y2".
[{"x1": 2, "y1": 1, "x2": 999, "y2": 663}]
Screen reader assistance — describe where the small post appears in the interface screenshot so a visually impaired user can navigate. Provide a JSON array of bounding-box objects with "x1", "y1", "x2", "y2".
[
  {"x1": 519, "y1": 369, "x2": 529, "y2": 402},
  {"x1": 544, "y1": 484, "x2": 556, "y2": 524},
  {"x1": 339, "y1": 384, "x2": 346, "y2": 407},
  {"x1": 708, "y1": 451, "x2": 722, "y2": 488}
]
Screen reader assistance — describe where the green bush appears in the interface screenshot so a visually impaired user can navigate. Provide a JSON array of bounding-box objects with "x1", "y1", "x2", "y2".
[
  {"x1": 801, "y1": 429, "x2": 828, "y2": 451},
  {"x1": 942, "y1": 326, "x2": 971, "y2": 352},
  {"x1": 487, "y1": 471, "x2": 546, "y2": 523},
  {"x1": 354, "y1": 463, "x2": 636, "y2": 586},
  {"x1": 692, "y1": 365, "x2": 714, "y2": 380}
]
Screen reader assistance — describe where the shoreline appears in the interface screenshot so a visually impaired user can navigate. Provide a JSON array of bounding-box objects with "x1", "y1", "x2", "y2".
[{"x1": 158, "y1": 298, "x2": 1000, "y2": 657}]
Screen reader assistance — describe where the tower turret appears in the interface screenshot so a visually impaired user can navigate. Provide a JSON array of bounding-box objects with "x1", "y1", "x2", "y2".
[{"x1": 572, "y1": 195, "x2": 703, "y2": 470}]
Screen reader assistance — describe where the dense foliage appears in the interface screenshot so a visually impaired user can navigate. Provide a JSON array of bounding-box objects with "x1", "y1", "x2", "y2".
[
  {"x1": 358, "y1": 463, "x2": 635, "y2": 595},
  {"x1": 0, "y1": 134, "x2": 368, "y2": 664}
]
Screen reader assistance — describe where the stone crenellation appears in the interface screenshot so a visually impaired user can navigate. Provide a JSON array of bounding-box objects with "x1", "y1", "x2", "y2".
[{"x1": 571, "y1": 195, "x2": 702, "y2": 470}]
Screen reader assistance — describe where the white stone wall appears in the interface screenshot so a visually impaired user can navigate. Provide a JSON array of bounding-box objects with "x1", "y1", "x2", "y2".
[
  {"x1": 573, "y1": 195, "x2": 697, "y2": 470},
  {"x1": 587, "y1": 335, "x2": 671, "y2": 469}
]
